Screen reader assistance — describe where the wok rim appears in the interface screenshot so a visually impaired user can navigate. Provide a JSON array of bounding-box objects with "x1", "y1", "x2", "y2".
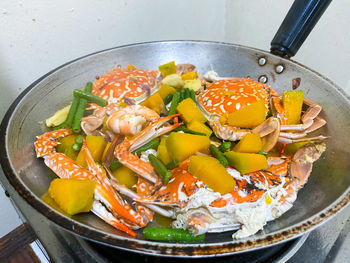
[{"x1": 1, "y1": 40, "x2": 350, "y2": 257}]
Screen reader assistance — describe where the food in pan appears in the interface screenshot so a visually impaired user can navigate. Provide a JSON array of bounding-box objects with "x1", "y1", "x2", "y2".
[{"x1": 34, "y1": 62, "x2": 328, "y2": 241}]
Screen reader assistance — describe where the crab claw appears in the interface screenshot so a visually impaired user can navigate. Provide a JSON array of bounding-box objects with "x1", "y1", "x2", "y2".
[
  {"x1": 128, "y1": 113, "x2": 182, "y2": 152},
  {"x1": 290, "y1": 142, "x2": 327, "y2": 187},
  {"x1": 34, "y1": 129, "x2": 73, "y2": 157},
  {"x1": 252, "y1": 117, "x2": 280, "y2": 152},
  {"x1": 114, "y1": 114, "x2": 182, "y2": 185}
]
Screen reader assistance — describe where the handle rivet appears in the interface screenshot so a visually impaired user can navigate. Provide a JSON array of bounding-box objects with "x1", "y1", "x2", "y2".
[
  {"x1": 258, "y1": 57, "x2": 267, "y2": 66},
  {"x1": 275, "y1": 64, "x2": 284, "y2": 73},
  {"x1": 258, "y1": 75, "x2": 268, "y2": 83}
]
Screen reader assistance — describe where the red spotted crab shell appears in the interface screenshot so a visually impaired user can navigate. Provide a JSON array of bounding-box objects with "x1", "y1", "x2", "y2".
[
  {"x1": 92, "y1": 67, "x2": 159, "y2": 104},
  {"x1": 197, "y1": 78, "x2": 270, "y2": 119}
]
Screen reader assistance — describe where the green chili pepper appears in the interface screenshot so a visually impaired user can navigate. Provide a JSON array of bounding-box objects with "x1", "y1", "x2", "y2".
[
  {"x1": 143, "y1": 227, "x2": 205, "y2": 242},
  {"x1": 133, "y1": 138, "x2": 160, "y2": 157},
  {"x1": 148, "y1": 154, "x2": 172, "y2": 185},
  {"x1": 73, "y1": 89, "x2": 108, "y2": 107},
  {"x1": 210, "y1": 144, "x2": 229, "y2": 167}
]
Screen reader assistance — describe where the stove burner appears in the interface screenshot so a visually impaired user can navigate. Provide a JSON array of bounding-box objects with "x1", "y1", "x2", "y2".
[{"x1": 79, "y1": 235, "x2": 307, "y2": 263}]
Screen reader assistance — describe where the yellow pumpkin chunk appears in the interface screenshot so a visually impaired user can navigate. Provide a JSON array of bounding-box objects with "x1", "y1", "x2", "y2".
[
  {"x1": 141, "y1": 93, "x2": 165, "y2": 114},
  {"x1": 187, "y1": 120, "x2": 212, "y2": 136},
  {"x1": 188, "y1": 155, "x2": 236, "y2": 194},
  {"x1": 282, "y1": 90, "x2": 304, "y2": 124},
  {"x1": 181, "y1": 71, "x2": 198, "y2": 80},
  {"x1": 227, "y1": 100, "x2": 265, "y2": 128},
  {"x1": 48, "y1": 179, "x2": 95, "y2": 215},
  {"x1": 157, "y1": 84, "x2": 176, "y2": 100},
  {"x1": 154, "y1": 213, "x2": 172, "y2": 227},
  {"x1": 166, "y1": 132, "x2": 210, "y2": 161},
  {"x1": 183, "y1": 79, "x2": 202, "y2": 92},
  {"x1": 158, "y1": 61, "x2": 176, "y2": 77},
  {"x1": 233, "y1": 133, "x2": 262, "y2": 153},
  {"x1": 127, "y1": 64, "x2": 136, "y2": 70},
  {"x1": 157, "y1": 137, "x2": 172, "y2": 164},
  {"x1": 112, "y1": 166, "x2": 138, "y2": 189},
  {"x1": 162, "y1": 74, "x2": 184, "y2": 89},
  {"x1": 101, "y1": 142, "x2": 111, "y2": 162},
  {"x1": 75, "y1": 136, "x2": 107, "y2": 168},
  {"x1": 57, "y1": 134, "x2": 79, "y2": 160},
  {"x1": 176, "y1": 98, "x2": 206, "y2": 124},
  {"x1": 41, "y1": 192, "x2": 68, "y2": 215},
  {"x1": 225, "y1": 151, "x2": 268, "y2": 175},
  {"x1": 284, "y1": 141, "x2": 310, "y2": 155}
]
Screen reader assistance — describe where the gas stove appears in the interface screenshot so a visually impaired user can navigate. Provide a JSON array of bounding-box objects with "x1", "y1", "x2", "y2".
[{"x1": 2, "y1": 173, "x2": 350, "y2": 263}]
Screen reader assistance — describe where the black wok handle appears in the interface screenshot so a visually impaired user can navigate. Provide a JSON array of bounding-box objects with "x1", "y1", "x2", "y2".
[{"x1": 270, "y1": 0, "x2": 332, "y2": 58}]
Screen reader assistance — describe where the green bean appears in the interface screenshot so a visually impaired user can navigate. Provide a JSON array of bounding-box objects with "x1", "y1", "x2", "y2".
[
  {"x1": 163, "y1": 93, "x2": 173, "y2": 105},
  {"x1": 143, "y1": 227, "x2": 205, "y2": 242},
  {"x1": 258, "y1": 150, "x2": 269, "y2": 158},
  {"x1": 133, "y1": 138, "x2": 160, "y2": 157},
  {"x1": 210, "y1": 144, "x2": 229, "y2": 167},
  {"x1": 190, "y1": 89, "x2": 196, "y2": 102},
  {"x1": 64, "y1": 96, "x2": 80, "y2": 127},
  {"x1": 173, "y1": 125, "x2": 206, "y2": 136},
  {"x1": 73, "y1": 89, "x2": 108, "y2": 107},
  {"x1": 53, "y1": 123, "x2": 67, "y2": 130},
  {"x1": 218, "y1": 141, "x2": 232, "y2": 152},
  {"x1": 166, "y1": 159, "x2": 181, "y2": 170},
  {"x1": 72, "y1": 135, "x2": 83, "y2": 151},
  {"x1": 179, "y1": 88, "x2": 185, "y2": 102},
  {"x1": 167, "y1": 92, "x2": 180, "y2": 116},
  {"x1": 72, "y1": 83, "x2": 92, "y2": 133},
  {"x1": 148, "y1": 154, "x2": 172, "y2": 185},
  {"x1": 109, "y1": 159, "x2": 122, "y2": 171},
  {"x1": 184, "y1": 88, "x2": 191, "y2": 99},
  {"x1": 82, "y1": 82, "x2": 93, "y2": 93}
]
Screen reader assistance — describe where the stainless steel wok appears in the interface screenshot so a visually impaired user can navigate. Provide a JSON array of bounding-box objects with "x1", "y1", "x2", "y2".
[{"x1": 1, "y1": 0, "x2": 349, "y2": 257}]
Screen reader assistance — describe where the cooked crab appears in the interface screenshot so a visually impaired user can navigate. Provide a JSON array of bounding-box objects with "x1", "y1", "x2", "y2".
[{"x1": 197, "y1": 75, "x2": 328, "y2": 150}]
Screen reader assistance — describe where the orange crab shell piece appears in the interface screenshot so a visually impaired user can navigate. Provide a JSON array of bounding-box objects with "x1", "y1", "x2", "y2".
[
  {"x1": 197, "y1": 78, "x2": 270, "y2": 117},
  {"x1": 210, "y1": 179, "x2": 266, "y2": 208},
  {"x1": 136, "y1": 161, "x2": 202, "y2": 207},
  {"x1": 92, "y1": 67, "x2": 159, "y2": 104}
]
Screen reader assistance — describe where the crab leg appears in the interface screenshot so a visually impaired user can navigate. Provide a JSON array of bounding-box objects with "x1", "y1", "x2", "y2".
[
  {"x1": 91, "y1": 201, "x2": 137, "y2": 237},
  {"x1": 290, "y1": 142, "x2": 327, "y2": 187},
  {"x1": 280, "y1": 98, "x2": 326, "y2": 133},
  {"x1": 110, "y1": 178, "x2": 174, "y2": 218},
  {"x1": 43, "y1": 151, "x2": 137, "y2": 236},
  {"x1": 35, "y1": 129, "x2": 73, "y2": 157},
  {"x1": 81, "y1": 139, "x2": 146, "y2": 227},
  {"x1": 115, "y1": 114, "x2": 182, "y2": 185},
  {"x1": 210, "y1": 120, "x2": 250, "y2": 141},
  {"x1": 278, "y1": 135, "x2": 329, "y2": 144}
]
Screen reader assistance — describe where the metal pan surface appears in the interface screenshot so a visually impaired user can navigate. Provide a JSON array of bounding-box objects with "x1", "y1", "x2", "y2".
[{"x1": 1, "y1": 40, "x2": 350, "y2": 257}]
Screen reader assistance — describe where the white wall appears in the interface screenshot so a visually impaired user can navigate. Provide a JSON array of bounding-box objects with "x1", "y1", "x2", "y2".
[
  {"x1": 225, "y1": 0, "x2": 350, "y2": 92},
  {"x1": 0, "y1": 0, "x2": 349, "y2": 237}
]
